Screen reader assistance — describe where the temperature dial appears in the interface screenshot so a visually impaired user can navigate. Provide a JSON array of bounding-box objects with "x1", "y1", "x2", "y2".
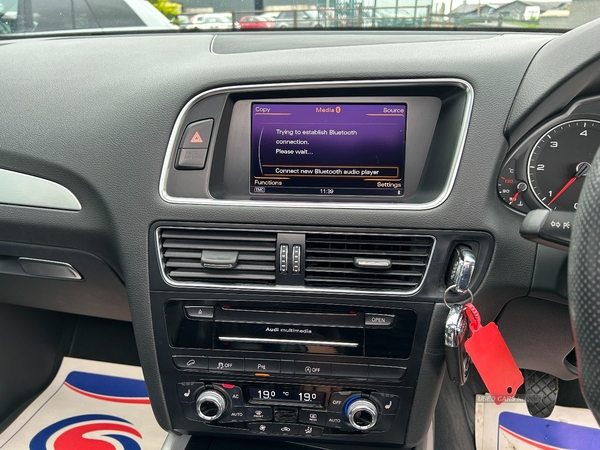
[
  {"x1": 345, "y1": 398, "x2": 379, "y2": 431},
  {"x1": 196, "y1": 389, "x2": 227, "y2": 421}
]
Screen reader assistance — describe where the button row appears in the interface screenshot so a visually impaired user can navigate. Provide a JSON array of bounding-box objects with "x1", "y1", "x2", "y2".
[
  {"x1": 173, "y1": 356, "x2": 406, "y2": 381},
  {"x1": 220, "y1": 406, "x2": 273, "y2": 423},
  {"x1": 248, "y1": 423, "x2": 324, "y2": 437}
]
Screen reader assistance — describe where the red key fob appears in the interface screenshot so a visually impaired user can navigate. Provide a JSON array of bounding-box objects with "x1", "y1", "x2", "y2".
[{"x1": 463, "y1": 303, "x2": 524, "y2": 405}]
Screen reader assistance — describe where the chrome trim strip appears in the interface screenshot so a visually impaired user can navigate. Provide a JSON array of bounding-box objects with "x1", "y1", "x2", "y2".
[
  {"x1": 158, "y1": 78, "x2": 474, "y2": 210},
  {"x1": 155, "y1": 225, "x2": 436, "y2": 297},
  {"x1": 0, "y1": 168, "x2": 81, "y2": 211},
  {"x1": 218, "y1": 336, "x2": 359, "y2": 348},
  {"x1": 18, "y1": 257, "x2": 83, "y2": 280},
  {"x1": 160, "y1": 433, "x2": 191, "y2": 450}
]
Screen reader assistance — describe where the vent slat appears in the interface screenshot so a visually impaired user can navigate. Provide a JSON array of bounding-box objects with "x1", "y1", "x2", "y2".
[
  {"x1": 303, "y1": 248, "x2": 430, "y2": 258},
  {"x1": 305, "y1": 256, "x2": 427, "y2": 266},
  {"x1": 160, "y1": 227, "x2": 277, "y2": 286},
  {"x1": 162, "y1": 230, "x2": 276, "y2": 242},
  {"x1": 305, "y1": 237, "x2": 432, "y2": 246},
  {"x1": 164, "y1": 250, "x2": 275, "y2": 262},
  {"x1": 166, "y1": 259, "x2": 275, "y2": 272},
  {"x1": 169, "y1": 270, "x2": 276, "y2": 281},
  {"x1": 164, "y1": 250, "x2": 204, "y2": 259},
  {"x1": 304, "y1": 276, "x2": 419, "y2": 287},
  {"x1": 304, "y1": 233, "x2": 433, "y2": 292},
  {"x1": 163, "y1": 239, "x2": 276, "y2": 253},
  {"x1": 305, "y1": 266, "x2": 423, "y2": 277}
]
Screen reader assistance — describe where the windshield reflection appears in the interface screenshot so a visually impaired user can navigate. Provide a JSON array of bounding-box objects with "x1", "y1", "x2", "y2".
[{"x1": 0, "y1": 0, "x2": 596, "y2": 35}]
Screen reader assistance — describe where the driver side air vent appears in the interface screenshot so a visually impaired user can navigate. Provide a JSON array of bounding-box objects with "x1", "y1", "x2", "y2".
[
  {"x1": 159, "y1": 227, "x2": 277, "y2": 285},
  {"x1": 304, "y1": 233, "x2": 434, "y2": 292}
]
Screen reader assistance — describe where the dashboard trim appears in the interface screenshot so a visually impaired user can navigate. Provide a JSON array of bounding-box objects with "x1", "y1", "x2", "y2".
[
  {"x1": 0, "y1": 168, "x2": 82, "y2": 211},
  {"x1": 154, "y1": 225, "x2": 437, "y2": 297},
  {"x1": 159, "y1": 78, "x2": 474, "y2": 210}
]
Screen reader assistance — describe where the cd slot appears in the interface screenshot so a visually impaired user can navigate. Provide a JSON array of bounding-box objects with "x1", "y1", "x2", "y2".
[
  {"x1": 165, "y1": 300, "x2": 418, "y2": 359},
  {"x1": 218, "y1": 337, "x2": 359, "y2": 348},
  {"x1": 215, "y1": 322, "x2": 363, "y2": 356},
  {"x1": 215, "y1": 307, "x2": 363, "y2": 328}
]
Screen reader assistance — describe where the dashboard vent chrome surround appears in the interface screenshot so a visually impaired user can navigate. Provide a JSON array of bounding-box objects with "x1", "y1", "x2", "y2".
[
  {"x1": 158, "y1": 227, "x2": 277, "y2": 285},
  {"x1": 304, "y1": 233, "x2": 434, "y2": 292}
]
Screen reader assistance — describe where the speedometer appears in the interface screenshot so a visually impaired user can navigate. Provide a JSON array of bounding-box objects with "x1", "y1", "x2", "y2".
[{"x1": 527, "y1": 119, "x2": 600, "y2": 211}]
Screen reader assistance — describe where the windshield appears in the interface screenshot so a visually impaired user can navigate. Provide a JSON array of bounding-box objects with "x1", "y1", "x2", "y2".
[{"x1": 0, "y1": 0, "x2": 596, "y2": 35}]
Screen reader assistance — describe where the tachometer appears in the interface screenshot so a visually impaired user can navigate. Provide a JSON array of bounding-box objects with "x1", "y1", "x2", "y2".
[{"x1": 527, "y1": 119, "x2": 600, "y2": 211}]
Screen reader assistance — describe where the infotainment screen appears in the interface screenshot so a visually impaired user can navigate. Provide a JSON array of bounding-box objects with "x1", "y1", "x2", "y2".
[{"x1": 250, "y1": 103, "x2": 406, "y2": 197}]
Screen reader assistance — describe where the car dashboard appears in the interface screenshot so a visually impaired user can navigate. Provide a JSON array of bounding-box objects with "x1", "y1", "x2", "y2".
[{"x1": 1, "y1": 22, "x2": 600, "y2": 449}]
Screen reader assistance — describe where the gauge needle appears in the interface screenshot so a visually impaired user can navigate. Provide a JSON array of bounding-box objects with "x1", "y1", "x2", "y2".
[
  {"x1": 509, "y1": 182, "x2": 528, "y2": 205},
  {"x1": 548, "y1": 163, "x2": 591, "y2": 206}
]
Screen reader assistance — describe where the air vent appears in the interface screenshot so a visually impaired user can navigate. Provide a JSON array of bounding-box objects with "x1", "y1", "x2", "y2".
[
  {"x1": 304, "y1": 233, "x2": 434, "y2": 292},
  {"x1": 159, "y1": 228, "x2": 277, "y2": 285}
]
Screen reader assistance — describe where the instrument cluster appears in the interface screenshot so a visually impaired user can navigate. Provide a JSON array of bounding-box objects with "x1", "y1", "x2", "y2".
[{"x1": 498, "y1": 96, "x2": 600, "y2": 214}]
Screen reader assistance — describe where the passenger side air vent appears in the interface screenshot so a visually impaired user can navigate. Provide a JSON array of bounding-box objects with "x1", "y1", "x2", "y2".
[
  {"x1": 159, "y1": 228, "x2": 277, "y2": 285},
  {"x1": 304, "y1": 233, "x2": 434, "y2": 292}
]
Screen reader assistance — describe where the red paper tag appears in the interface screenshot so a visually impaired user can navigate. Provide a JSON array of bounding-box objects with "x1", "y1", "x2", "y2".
[{"x1": 464, "y1": 305, "x2": 524, "y2": 405}]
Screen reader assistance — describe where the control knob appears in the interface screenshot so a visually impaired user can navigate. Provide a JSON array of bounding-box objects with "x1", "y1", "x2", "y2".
[
  {"x1": 345, "y1": 397, "x2": 378, "y2": 431},
  {"x1": 195, "y1": 389, "x2": 227, "y2": 421}
]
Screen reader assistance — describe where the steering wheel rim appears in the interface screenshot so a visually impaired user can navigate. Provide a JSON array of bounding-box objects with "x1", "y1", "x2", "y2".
[{"x1": 568, "y1": 147, "x2": 600, "y2": 423}]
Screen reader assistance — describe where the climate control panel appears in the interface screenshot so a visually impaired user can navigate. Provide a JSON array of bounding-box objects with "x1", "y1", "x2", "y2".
[{"x1": 177, "y1": 382, "x2": 401, "y2": 437}]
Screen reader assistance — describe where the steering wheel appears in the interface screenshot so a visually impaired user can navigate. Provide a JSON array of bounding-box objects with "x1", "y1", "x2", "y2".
[{"x1": 568, "y1": 149, "x2": 600, "y2": 423}]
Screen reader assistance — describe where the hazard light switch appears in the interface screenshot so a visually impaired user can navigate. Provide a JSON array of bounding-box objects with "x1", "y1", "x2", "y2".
[{"x1": 180, "y1": 119, "x2": 213, "y2": 150}]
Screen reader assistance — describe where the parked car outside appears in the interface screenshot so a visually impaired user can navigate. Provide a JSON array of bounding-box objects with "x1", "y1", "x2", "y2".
[
  {"x1": 188, "y1": 13, "x2": 235, "y2": 31},
  {"x1": 275, "y1": 10, "x2": 326, "y2": 28},
  {"x1": 238, "y1": 15, "x2": 274, "y2": 29}
]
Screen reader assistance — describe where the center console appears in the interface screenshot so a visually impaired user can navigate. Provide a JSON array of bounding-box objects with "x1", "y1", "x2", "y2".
[
  {"x1": 163, "y1": 298, "x2": 422, "y2": 443},
  {"x1": 149, "y1": 223, "x2": 493, "y2": 447},
  {"x1": 150, "y1": 81, "x2": 486, "y2": 447}
]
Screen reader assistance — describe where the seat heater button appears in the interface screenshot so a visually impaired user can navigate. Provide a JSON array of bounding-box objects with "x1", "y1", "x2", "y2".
[
  {"x1": 370, "y1": 393, "x2": 400, "y2": 415},
  {"x1": 177, "y1": 382, "x2": 203, "y2": 403},
  {"x1": 299, "y1": 425, "x2": 324, "y2": 436}
]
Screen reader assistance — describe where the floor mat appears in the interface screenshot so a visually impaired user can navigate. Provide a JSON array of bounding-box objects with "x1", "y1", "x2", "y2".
[
  {"x1": 475, "y1": 393, "x2": 600, "y2": 449},
  {"x1": 0, "y1": 357, "x2": 167, "y2": 450}
]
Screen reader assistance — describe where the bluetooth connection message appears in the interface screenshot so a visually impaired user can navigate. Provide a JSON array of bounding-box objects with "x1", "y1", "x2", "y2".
[{"x1": 250, "y1": 103, "x2": 407, "y2": 196}]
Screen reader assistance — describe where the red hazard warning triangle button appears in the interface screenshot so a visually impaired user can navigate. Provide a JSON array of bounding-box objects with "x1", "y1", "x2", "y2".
[
  {"x1": 180, "y1": 119, "x2": 213, "y2": 150},
  {"x1": 190, "y1": 131, "x2": 203, "y2": 144}
]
